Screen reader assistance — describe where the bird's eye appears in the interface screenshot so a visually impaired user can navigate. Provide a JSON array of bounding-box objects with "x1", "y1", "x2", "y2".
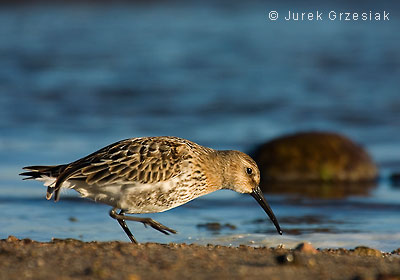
[{"x1": 246, "y1": 168, "x2": 253, "y2": 175}]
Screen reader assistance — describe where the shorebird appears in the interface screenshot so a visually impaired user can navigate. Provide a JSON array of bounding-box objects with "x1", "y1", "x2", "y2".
[{"x1": 20, "y1": 136, "x2": 282, "y2": 243}]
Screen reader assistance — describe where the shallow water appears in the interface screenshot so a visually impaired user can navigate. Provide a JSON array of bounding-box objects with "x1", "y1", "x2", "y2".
[{"x1": 1, "y1": 1, "x2": 400, "y2": 251}]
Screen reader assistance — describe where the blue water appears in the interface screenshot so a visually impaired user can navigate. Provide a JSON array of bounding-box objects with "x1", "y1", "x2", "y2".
[{"x1": 1, "y1": 1, "x2": 400, "y2": 251}]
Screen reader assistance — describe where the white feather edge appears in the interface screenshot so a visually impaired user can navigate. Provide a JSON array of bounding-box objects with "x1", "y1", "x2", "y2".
[{"x1": 35, "y1": 175, "x2": 72, "y2": 188}]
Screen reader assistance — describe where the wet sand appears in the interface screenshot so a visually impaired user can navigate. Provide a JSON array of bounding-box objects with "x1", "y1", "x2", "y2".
[{"x1": 1, "y1": 236, "x2": 399, "y2": 280}]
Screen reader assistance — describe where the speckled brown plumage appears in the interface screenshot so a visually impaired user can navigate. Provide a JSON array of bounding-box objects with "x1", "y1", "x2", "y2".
[{"x1": 21, "y1": 136, "x2": 282, "y2": 243}]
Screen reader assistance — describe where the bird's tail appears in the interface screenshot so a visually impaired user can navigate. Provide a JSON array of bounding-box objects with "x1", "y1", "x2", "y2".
[{"x1": 20, "y1": 165, "x2": 68, "y2": 200}]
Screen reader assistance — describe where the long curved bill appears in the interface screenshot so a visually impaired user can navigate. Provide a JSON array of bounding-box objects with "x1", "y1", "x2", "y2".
[{"x1": 251, "y1": 185, "x2": 282, "y2": 235}]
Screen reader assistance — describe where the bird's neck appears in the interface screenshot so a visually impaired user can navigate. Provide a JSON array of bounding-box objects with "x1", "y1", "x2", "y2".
[{"x1": 204, "y1": 150, "x2": 236, "y2": 191}]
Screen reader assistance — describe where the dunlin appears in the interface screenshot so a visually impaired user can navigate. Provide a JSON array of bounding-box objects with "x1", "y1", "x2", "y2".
[{"x1": 20, "y1": 136, "x2": 282, "y2": 243}]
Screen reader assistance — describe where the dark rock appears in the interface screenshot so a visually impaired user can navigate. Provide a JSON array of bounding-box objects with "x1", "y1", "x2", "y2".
[
  {"x1": 254, "y1": 131, "x2": 378, "y2": 184},
  {"x1": 276, "y1": 253, "x2": 295, "y2": 264}
]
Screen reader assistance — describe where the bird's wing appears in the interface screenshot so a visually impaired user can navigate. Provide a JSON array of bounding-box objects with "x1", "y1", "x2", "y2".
[{"x1": 51, "y1": 137, "x2": 193, "y2": 201}]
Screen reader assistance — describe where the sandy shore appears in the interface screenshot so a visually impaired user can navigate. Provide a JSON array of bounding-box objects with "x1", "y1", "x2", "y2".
[{"x1": 1, "y1": 236, "x2": 399, "y2": 280}]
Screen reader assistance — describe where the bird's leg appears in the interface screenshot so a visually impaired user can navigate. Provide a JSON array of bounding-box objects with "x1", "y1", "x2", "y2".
[
  {"x1": 109, "y1": 208, "x2": 137, "y2": 244},
  {"x1": 109, "y1": 208, "x2": 177, "y2": 236}
]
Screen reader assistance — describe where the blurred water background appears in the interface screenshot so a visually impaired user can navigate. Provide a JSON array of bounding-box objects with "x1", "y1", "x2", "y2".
[{"x1": 1, "y1": 0, "x2": 399, "y2": 251}]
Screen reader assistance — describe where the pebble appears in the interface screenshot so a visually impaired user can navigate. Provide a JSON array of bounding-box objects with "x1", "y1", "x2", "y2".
[
  {"x1": 353, "y1": 246, "x2": 382, "y2": 257},
  {"x1": 295, "y1": 242, "x2": 318, "y2": 254},
  {"x1": 6, "y1": 236, "x2": 19, "y2": 242}
]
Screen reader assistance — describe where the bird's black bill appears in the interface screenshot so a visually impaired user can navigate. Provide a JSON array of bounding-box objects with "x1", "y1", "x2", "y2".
[{"x1": 251, "y1": 186, "x2": 282, "y2": 235}]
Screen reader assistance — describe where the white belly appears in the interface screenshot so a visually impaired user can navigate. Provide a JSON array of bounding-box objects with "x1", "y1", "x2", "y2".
[{"x1": 69, "y1": 177, "x2": 203, "y2": 214}]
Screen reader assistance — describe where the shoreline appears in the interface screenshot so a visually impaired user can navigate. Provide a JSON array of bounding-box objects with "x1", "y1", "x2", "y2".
[{"x1": 2, "y1": 236, "x2": 399, "y2": 280}]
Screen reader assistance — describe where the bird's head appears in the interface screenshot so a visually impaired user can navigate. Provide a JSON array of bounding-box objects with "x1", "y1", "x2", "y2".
[
  {"x1": 219, "y1": 151, "x2": 282, "y2": 235},
  {"x1": 219, "y1": 150, "x2": 260, "y2": 193}
]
